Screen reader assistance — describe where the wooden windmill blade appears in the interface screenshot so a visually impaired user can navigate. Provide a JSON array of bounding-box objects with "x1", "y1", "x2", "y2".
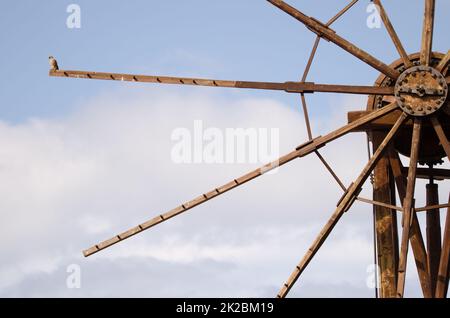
[
  {"x1": 49, "y1": 0, "x2": 450, "y2": 298},
  {"x1": 49, "y1": 70, "x2": 395, "y2": 96},
  {"x1": 277, "y1": 112, "x2": 408, "y2": 298},
  {"x1": 267, "y1": 0, "x2": 400, "y2": 80},
  {"x1": 83, "y1": 103, "x2": 399, "y2": 257},
  {"x1": 373, "y1": 0, "x2": 412, "y2": 68},
  {"x1": 396, "y1": 118, "x2": 423, "y2": 298}
]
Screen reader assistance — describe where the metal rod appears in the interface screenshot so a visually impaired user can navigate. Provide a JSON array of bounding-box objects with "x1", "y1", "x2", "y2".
[
  {"x1": 298, "y1": 0, "x2": 358, "y2": 146},
  {"x1": 416, "y1": 203, "x2": 450, "y2": 212},
  {"x1": 357, "y1": 196, "x2": 403, "y2": 212},
  {"x1": 315, "y1": 151, "x2": 347, "y2": 192}
]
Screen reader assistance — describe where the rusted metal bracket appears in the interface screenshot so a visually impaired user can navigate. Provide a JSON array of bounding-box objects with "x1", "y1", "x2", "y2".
[
  {"x1": 307, "y1": 17, "x2": 335, "y2": 41},
  {"x1": 336, "y1": 182, "x2": 363, "y2": 212},
  {"x1": 295, "y1": 136, "x2": 324, "y2": 151}
]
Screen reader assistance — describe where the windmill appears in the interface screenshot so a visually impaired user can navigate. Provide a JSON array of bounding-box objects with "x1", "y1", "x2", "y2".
[{"x1": 49, "y1": 0, "x2": 449, "y2": 298}]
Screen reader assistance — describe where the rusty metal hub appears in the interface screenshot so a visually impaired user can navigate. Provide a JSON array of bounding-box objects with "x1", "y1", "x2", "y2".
[{"x1": 395, "y1": 66, "x2": 448, "y2": 116}]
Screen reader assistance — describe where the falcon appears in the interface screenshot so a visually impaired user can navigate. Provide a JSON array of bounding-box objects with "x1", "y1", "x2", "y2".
[{"x1": 49, "y1": 56, "x2": 59, "y2": 71}]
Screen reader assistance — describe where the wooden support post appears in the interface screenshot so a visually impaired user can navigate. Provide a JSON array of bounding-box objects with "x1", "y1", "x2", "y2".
[
  {"x1": 435, "y1": 195, "x2": 450, "y2": 298},
  {"x1": 372, "y1": 132, "x2": 399, "y2": 298},
  {"x1": 397, "y1": 119, "x2": 422, "y2": 298},
  {"x1": 389, "y1": 149, "x2": 433, "y2": 298},
  {"x1": 426, "y1": 180, "x2": 441, "y2": 297}
]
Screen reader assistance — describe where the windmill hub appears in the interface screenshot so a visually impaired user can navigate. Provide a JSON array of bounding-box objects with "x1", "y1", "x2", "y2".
[{"x1": 394, "y1": 65, "x2": 448, "y2": 116}]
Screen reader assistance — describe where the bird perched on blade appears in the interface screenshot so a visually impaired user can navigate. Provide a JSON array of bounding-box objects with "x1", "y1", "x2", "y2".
[{"x1": 49, "y1": 56, "x2": 59, "y2": 71}]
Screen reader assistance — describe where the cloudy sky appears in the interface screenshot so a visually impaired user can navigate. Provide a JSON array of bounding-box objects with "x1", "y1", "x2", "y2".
[{"x1": 0, "y1": 0, "x2": 449, "y2": 297}]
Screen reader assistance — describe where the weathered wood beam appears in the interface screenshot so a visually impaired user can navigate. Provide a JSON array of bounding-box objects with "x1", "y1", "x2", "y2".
[
  {"x1": 267, "y1": 0, "x2": 400, "y2": 79},
  {"x1": 83, "y1": 103, "x2": 399, "y2": 257},
  {"x1": 397, "y1": 119, "x2": 422, "y2": 298},
  {"x1": 389, "y1": 149, "x2": 433, "y2": 298},
  {"x1": 435, "y1": 195, "x2": 450, "y2": 298},
  {"x1": 277, "y1": 113, "x2": 406, "y2": 298},
  {"x1": 49, "y1": 70, "x2": 394, "y2": 96},
  {"x1": 426, "y1": 181, "x2": 442, "y2": 297},
  {"x1": 348, "y1": 109, "x2": 407, "y2": 131},
  {"x1": 404, "y1": 167, "x2": 450, "y2": 181},
  {"x1": 431, "y1": 116, "x2": 450, "y2": 161},
  {"x1": 436, "y1": 50, "x2": 450, "y2": 73},
  {"x1": 349, "y1": 110, "x2": 450, "y2": 133},
  {"x1": 420, "y1": 0, "x2": 435, "y2": 66},
  {"x1": 373, "y1": 0, "x2": 412, "y2": 68},
  {"x1": 372, "y1": 132, "x2": 400, "y2": 297}
]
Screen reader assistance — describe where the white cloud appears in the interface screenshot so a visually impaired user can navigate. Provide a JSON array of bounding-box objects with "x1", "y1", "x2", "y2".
[{"x1": 0, "y1": 87, "x2": 444, "y2": 297}]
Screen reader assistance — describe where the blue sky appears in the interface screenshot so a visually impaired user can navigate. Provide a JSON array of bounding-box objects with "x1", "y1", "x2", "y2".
[
  {"x1": 0, "y1": 0, "x2": 449, "y2": 298},
  {"x1": 2, "y1": 0, "x2": 449, "y2": 122}
]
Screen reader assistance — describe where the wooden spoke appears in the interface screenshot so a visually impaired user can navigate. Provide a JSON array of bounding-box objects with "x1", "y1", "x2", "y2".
[
  {"x1": 420, "y1": 0, "x2": 436, "y2": 66},
  {"x1": 426, "y1": 180, "x2": 442, "y2": 296},
  {"x1": 436, "y1": 194, "x2": 450, "y2": 298},
  {"x1": 431, "y1": 116, "x2": 450, "y2": 161},
  {"x1": 388, "y1": 149, "x2": 433, "y2": 298},
  {"x1": 83, "y1": 103, "x2": 399, "y2": 257},
  {"x1": 267, "y1": 0, "x2": 400, "y2": 79},
  {"x1": 436, "y1": 50, "x2": 450, "y2": 73},
  {"x1": 49, "y1": 69, "x2": 394, "y2": 96},
  {"x1": 277, "y1": 113, "x2": 407, "y2": 298},
  {"x1": 373, "y1": 0, "x2": 412, "y2": 68},
  {"x1": 397, "y1": 118, "x2": 423, "y2": 298}
]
